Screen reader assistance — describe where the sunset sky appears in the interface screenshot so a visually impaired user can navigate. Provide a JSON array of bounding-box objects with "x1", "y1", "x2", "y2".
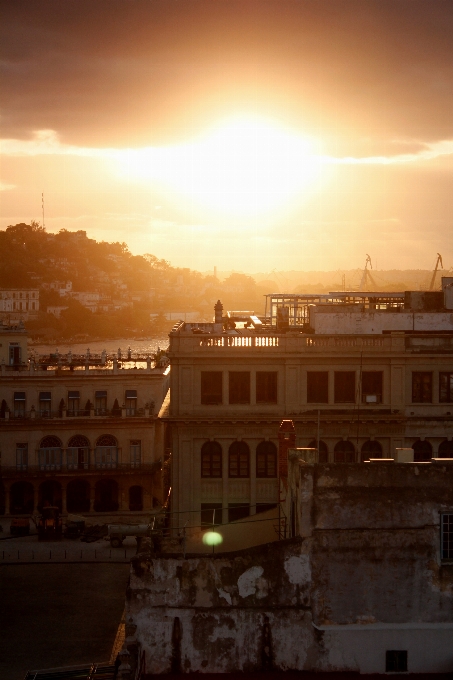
[{"x1": 1, "y1": 1, "x2": 452, "y2": 272}]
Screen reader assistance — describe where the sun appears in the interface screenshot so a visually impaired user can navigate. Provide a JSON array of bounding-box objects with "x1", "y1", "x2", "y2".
[{"x1": 117, "y1": 115, "x2": 321, "y2": 218}]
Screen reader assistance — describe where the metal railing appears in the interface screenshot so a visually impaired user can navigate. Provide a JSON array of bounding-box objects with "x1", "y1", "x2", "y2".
[{"x1": 0, "y1": 462, "x2": 160, "y2": 475}]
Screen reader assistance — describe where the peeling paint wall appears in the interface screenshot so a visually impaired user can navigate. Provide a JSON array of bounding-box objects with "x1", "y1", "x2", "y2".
[{"x1": 127, "y1": 462, "x2": 453, "y2": 674}]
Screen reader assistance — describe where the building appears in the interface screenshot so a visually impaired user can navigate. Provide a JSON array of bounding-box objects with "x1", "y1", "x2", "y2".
[
  {"x1": 164, "y1": 285, "x2": 453, "y2": 535},
  {"x1": 0, "y1": 288, "x2": 40, "y2": 319},
  {"x1": 123, "y1": 452, "x2": 453, "y2": 675},
  {"x1": 0, "y1": 345, "x2": 170, "y2": 520}
]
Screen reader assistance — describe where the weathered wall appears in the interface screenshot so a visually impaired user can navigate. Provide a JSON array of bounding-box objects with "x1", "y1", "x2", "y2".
[
  {"x1": 127, "y1": 539, "x2": 321, "y2": 674},
  {"x1": 311, "y1": 309, "x2": 453, "y2": 334}
]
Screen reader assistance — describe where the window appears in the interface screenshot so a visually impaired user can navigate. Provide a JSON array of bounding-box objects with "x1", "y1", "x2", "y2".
[
  {"x1": 125, "y1": 389, "x2": 137, "y2": 415},
  {"x1": 308, "y1": 439, "x2": 328, "y2": 463},
  {"x1": 201, "y1": 503, "x2": 222, "y2": 526},
  {"x1": 412, "y1": 440, "x2": 432, "y2": 462},
  {"x1": 16, "y1": 443, "x2": 28, "y2": 470},
  {"x1": 39, "y1": 391, "x2": 51, "y2": 417},
  {"x1": 67, "y1": 391, "x2": 80, "y2": 416},
  {"x1": 130, "y1": 440, "x2": 141, "y2": 468},
  {"x1": 412, "y1": 372, "x2": 432, "y2": 403},
  {"x1": 385, "y1": 650, "x2": 407, "y2": 673},
  {"x1": 95, "y1": 434, "x2": 118, "y2": 469},
  {"x1": 334, "y1": 372, "x2": 355, "y2": 403},
  {"x1": 440, "y1": 372, "x2": 453, "y2": 403},
  {"x1": 307, "y1": 372, "x2": 328, "y2": 403},
  {"x1": 9, "y1": 344, "x2": 21, "y2": 365},
  {"x1": 256, "y1": 372, "x2": 278, "y2": 404},
  {"x1": 201, "y1": 441, "x2": 222, "y2": 478},
  {"x1": 228, "y1": 441, "x2": 250, "y2": 477},
  {"x1": 67, "y1": 435, "x2": 90, "y2": 470},
  {"x1": 334, "y1": 440, "x2": 355, "y2": 463},
  {"x1": 441, "y1": 513, "x2": 453, "y2": 559},
  {"x1": 201, "y1": 371, "x2": 223, "y2": 405},
  {"x1": 229, "y1": 372, "x2": 250, "y2": 404},
  {"x1": 129, "y1": 485, "x2": 143, "y2": 511},
  {"x1": 13, "y1": 392, "x2": 26, "y2": 418},
  {"x1": 361, "y1": 371, "x2": 383, "y2": 403},
  {"x1": 228, "y1": 503, "x2": 250, "y2": 522},
  {"x1": 361, "y1": 440, "x2": 382, "y2": 462},
  {"x1": 95, "y1": 390, "x2": 107, "y2": 415},
  {"x1": 256, "y1": 441, "x2": 277, "y2": 477}
]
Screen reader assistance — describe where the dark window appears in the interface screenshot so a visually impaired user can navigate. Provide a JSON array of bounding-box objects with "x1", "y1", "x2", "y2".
[
  {"x1": 412, "y1": 440, "x2": 432, "y2": 462},
  {"x1": 201, "y1": 441, "x2": 222, "y2": 478},
  {"x1": 201, "y1": 503, "x2": 222, "y2": 526},
  {"x1": 229, "y1": 441, "x2": 250, "y2": 477},
  {"x1": 201, "y1": 371, "x2": 223, "y2": 405},
  {"x1": 125, "y1": 390, "x2": 137, "y2": 415},
  {"x1": 334, "y1": 440, "x2": 355, "y2": 463},
  {"x1": 440, "y1": 372, "x2": 453, "y2": 403},
  {"x1": 412, "y1": 372, "x2": 432, "y2": 403},
  {"x1": 334, "y1": 372, "x2": 355, "y2": 403},
  {"x1": 95, "y1": 390, "x2": 107, "y2": 415},
  {"x1": 13, "y1": 392, "x2": 26, "y2": 417},
  {"x1": 67, "y1": 390, "x2": 80, "y2": 415},
  {"x1": 307, "y1": 372, "x2": 328, "y2": 403},
  {"x1": 256, "y1": 372, "x2": 278, "y2": 404},
  {"x1": 441, "y1": 513, "x2": 453, "y2": 559},
  {"x1": 308, "y1": 440, "x2": 328, "y2": 463},
  {"x1": 385, "y1": 650, "x2": 407, "y2": 673},
  {"x1": 129, "y1": 485, "x2": 143, "y2": 511},
  {"x1": 361, "y1": 440, "x2": 382, "y2": 462},
  {"x1": 361, "y1": 371, "x2": 383, "y2": 403},
  {"x1": 228, "y1": 503, "x2": 250, "y2": 522},
  {"x1": 229, "y1": 372, "x2": 250, "y2": 404},
  {"x1": 439, "y1": 440, "x2": 453, "y2": 458},
  {"x1": 256, "y1": 441, "x2": 277, "y2": 477},
  {"x1": 16, "y1": 443, "x2": 28, "y2": 470},
  {"x1": 39, "y1": 391, "x2": 51, "y2": 417}
]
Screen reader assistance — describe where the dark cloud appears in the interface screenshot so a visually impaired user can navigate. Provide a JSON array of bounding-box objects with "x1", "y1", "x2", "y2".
[{"x1": 1, "y1": 0, "x2": 453, "y2": 148}]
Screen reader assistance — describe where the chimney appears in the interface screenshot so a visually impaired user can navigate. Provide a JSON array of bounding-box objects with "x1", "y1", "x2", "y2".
[
  {"x1": 214, "y1": 299, "x2": 223, "y2": 324},
  {"x1": 278, "y1": 419, "x2": 296, "y2": 478}
]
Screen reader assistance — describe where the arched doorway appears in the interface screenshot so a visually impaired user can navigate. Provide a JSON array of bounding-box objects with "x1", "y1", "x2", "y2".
[
  {"x1": 10, "y1": 482, "x2": 34, "y2": 514},
  {"x1": 438, "y1": 440, "x2": 453, "y2": 458},
  {"x1": 67, "y1": 435, "x2": 90, "y2": 470},
  {"x1": 95, "y1": 435, "x2": 118, "y2": 469},
  {"x1": 66, "y1": 479, "x2": 90, "y2": 513},
  {"x1": 94, "y1": 479, "x2": 119, "y2": 512},
  {"x1": 38, "y1": 480, "x2": 62, "y2": 512},
  {"x1": 39, "y1": 435, "x2": 63, "y2": 470},
  {"x1": 334, "y1": 440, "x2": 356, "y2": 463},
  {"x1": 308, "y1": 440, "x2": 328, "y2": 463},
  {"x1": 412, "y1": 440, "x2": 432, "y2": 462},
  {"x1": 361, "y1": 440, "x2": 383, "y2": 462},
  {"x1": 129, "y1": 485, "x2": 143, "y2": 511}
]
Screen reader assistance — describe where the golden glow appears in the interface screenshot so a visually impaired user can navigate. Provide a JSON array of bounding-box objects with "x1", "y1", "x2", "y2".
[{"x1": 116, "y1": 115, "x2": 321, "y2": 217}]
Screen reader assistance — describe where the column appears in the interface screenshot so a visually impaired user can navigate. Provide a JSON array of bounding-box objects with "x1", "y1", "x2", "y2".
[
  {"x1": 4, "y1": 484, "x2": 10, "y2": 516},
  {"x1": 250, "y1": 444, "x2": 256, "y2": 515},
  {"x1": 61, "y1": 482, "x2": 67, "y2": 514}
]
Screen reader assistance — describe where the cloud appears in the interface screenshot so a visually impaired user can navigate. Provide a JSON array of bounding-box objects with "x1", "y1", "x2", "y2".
[{"x1": 0, "y1": 181, "x2": 15, "y2": 191}]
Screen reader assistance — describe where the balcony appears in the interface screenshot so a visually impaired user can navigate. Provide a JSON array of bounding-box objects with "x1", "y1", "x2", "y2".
[
  {"x1": 0, "y1": 408, "x2": 153, "y2": 422},
  {"x1": 0, "y1": 462, "x2": 161, "y2": 477}
]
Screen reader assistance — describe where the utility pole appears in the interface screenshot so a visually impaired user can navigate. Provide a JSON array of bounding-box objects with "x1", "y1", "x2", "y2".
[{"x1": 42, "y1": 192, "x2": 45, "y2": 229}]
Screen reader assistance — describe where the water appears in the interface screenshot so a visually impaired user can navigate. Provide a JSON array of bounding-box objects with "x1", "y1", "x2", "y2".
[{"x1": 28, "y1": 336, "x2": 170, "y2": 359}]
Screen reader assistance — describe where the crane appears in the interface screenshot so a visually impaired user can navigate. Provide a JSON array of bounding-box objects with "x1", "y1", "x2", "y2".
[
  {"x1": 359, "y1": 254, "x2": 378, "y2": 292},
  {"x1": 429, "y1": 253, "x2": 443, "y2": 290}
]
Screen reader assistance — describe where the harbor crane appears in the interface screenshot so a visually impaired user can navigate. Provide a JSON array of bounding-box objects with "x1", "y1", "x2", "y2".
[
  {"x1": 429, "y1": 253, "x2": 443, "y2": 290},
  {"x1": 359, "y1": 254, "x2": 378, "y2": 292}
]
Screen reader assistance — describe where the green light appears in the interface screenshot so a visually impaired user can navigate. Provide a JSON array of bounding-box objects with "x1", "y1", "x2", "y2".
[{"x1": 202, "y1": 531, "x2": 223, "y2": 546}]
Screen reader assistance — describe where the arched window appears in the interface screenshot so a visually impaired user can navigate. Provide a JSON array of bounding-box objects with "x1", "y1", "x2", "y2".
[
  {"x1": 308, "y1": 440, "x2": 328, "y2": 463},
  {"x1": 256, "y1": 441, "x2": 277, "y2": 477},
  {"x1": 201, "y1": 441, "x2": 222, "y2": 478},
  {"x1": 40, "y1": 435, "x2": 62, "y2": 448},
  {"x1": 334, "y1": 440, "x2": 355, "y2": 463},
  {"x1": 438, "y1": 440, "x2": 453, "y2": 458},
  {"x1": 129, "y1": 485, "x2": 143, "y2": 511},
  {"x1": 229, "y1": 441, "x2": 250, "y2": 478},
  {"x1": 95, "y1": 434, "x2": 118, "y2": 469},
  {"x1": 39, "y1": 436, "x2": 62, "y2": 470},
  {"x1": 412, "y1": 440, "x2": 432, "y2": 462},
  {"x1": 361, "y1": 440, "x2": 383, "y2": 462},
  {"x1": 67, "y1": 435, "x2": 90, "y2": 470}
]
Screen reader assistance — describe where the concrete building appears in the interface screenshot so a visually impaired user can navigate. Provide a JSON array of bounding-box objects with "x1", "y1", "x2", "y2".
[
  {"x1": 164, "y1": 288, "x2": 453, "y2": 536},
  {"x1": 124, "y1": 454, "x2": 453, "y2": 674},
  {"x1": 0, "y1": 288, "x2": 39, "y2": 319},
  {"x1": 0, "y1": 347, "x2": 170, "y2": 521}
]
